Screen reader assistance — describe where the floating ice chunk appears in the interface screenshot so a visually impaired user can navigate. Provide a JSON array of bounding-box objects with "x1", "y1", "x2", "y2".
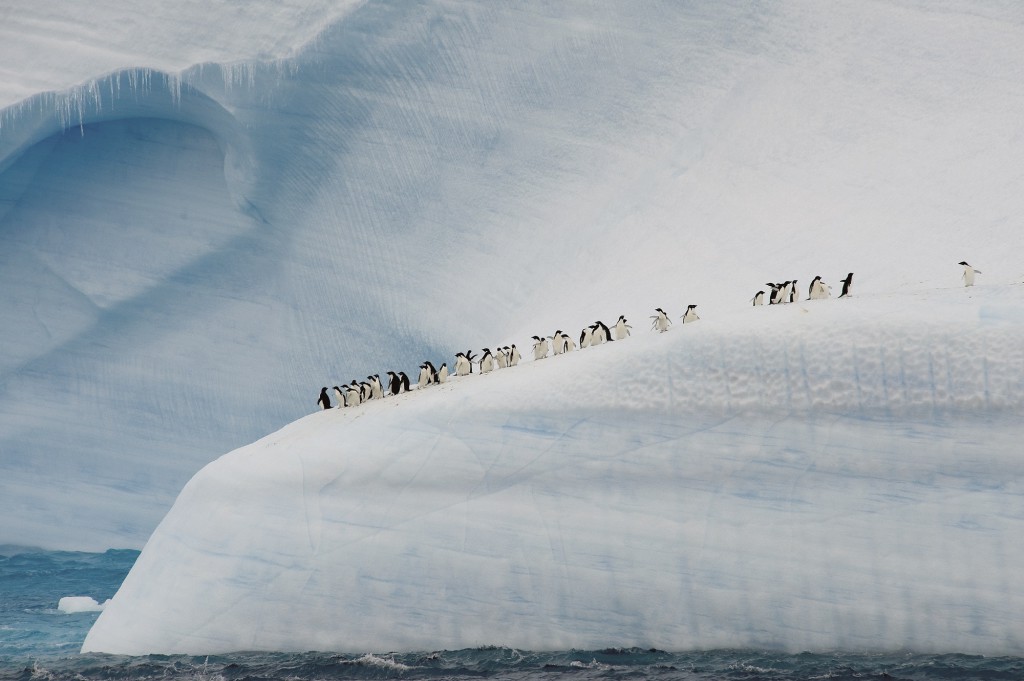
[{"x1": 58, "y1": 596, "x2": 108, "y2": 614}]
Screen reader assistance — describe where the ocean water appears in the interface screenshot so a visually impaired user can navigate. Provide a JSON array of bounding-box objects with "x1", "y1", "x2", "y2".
[{"x1": 2, "y1": 551, "x2": 1023, "y2": 681}]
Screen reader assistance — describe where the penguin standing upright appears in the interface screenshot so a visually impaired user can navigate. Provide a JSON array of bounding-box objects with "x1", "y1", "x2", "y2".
[
  {"x1": 681, "y1": 304, "x2": 700, "y2": 323},
  {"x1": 650, "y1": 308, "x2": 672, "y2": 332},
  {"x1": 808, "y1": 276, "x2": 821, "y2": 300},
  {"x1": 387, "y1": 371, "x2": 402, "y2": 395},
  {"x1": 454, "y1": 353, "x2": 471, "y2": 376},
  {"x1": 839, "y1": 272, "x2": 854, "y2": 298},
  {"x1": 551, "y1": 331, "x2": 565, "y2": 355},
  {"x1": 346, "y1": 381, "x2": 361, "y2": 407},
  {"x1": 591, "y1": 321, "x2": 611, "y2": 345},
  {"x1": 789, "y1": 280, "x2": 799, "y2": 303},
  {"x1": 614, "y1": 315, "x2": 631, "y2": 340},
  {"x1": 767, "y1": 283, "x2": 781, "y2": 305},
  {"x1": 369, "y1": 375, "x2": 383, "y2": 400},
  {"x1": 398, "y1": 372, "x2": 411, "y2": 392},
  {"x1": 959, "y1": 261, "x2": 981, "y2": 287},
  {"x1": 509, "y1": 344, "x2": 522, "y2": 366},
  {"x1": 424, "y1": 361, "x2": 439, "y2": 383},
  {"x1": 318, "y1": 387, "x2": 332, "y2": 410},
  {"x1": 332, "y1": 386, "x2": 346, "y2": 408},
  {"x1": 531, "y1": 336, "x2": 549, "y2": 360},
  {"x1": 480, "y1": 348, "x2": 495, "y2": 373},
  {"x1": 418, "y1": 364, "x2": 432, "y2": 389},
  {"x1": 437, "y1": 363, "x2": 449, "y2": 383},
  {"x1": 496, "y1": 347, "x2": 508, "y2": 367},
  {"x1": 752, "y1": 290, "x2": 765, "y2": 306}
]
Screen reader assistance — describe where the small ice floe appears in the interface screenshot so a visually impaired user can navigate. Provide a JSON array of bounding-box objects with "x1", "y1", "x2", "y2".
[{"x1": 58, "y1": 596, "x2": 108, "y2": 613}]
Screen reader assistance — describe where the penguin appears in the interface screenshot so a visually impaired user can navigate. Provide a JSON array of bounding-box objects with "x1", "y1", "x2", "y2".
[
  {"x1": 424, "y1": 361, "x2": 439, "y2": 383},
  {"x1": 808, "y1": 276, "x2": 821, "y2": 300},
  {"x1": 368, "y1": 375, "x2": 383, "y2": 400},
  {"x1": 650, "y1": 307, "x2": 672, "y2": 333},
  {"x1": 839, "y1": 272, "x2": 853, "y2": 298},
  {"x1": 789, "y1": 279, "x2": 799, "y2": 303},
  {"x1": 959, "y1": 261, "x2": 981, "y2": 287},
  {"x1": 465, "y1": 350, "x2": 477, "y2": 373},
  {"x1": 360, "y1": 381, "x2": 373, "y2": 402},
  {"x1": 398, "y1": 371, "x2": 411, "y2": 393},
  {"x1": 346, "y1": 381, "x2": 361, "y2": 407},
  {"x1": 495, "y1": 347, "x2": 508, "y2": 367},
  {"x1": 614, "y1": 315, "x2": 632, "y2": 340},
  {"x1": 418, "y1": 364, "x2": 432, "y2": 389},
  {"x1": 480, "y1": 348, "x2": 495, "y2": 373},
  {"x1": 332, "y1": 385, "x2": 347, "y2": 408},
  {"x1": 681, "y1": 304, "x2": 700, "y2": 323},
  {"x1": 779, "y1": 281, "x2": 793, "y2": 304},
  {"x1": 579, "y1": 325, "x2": 593, "y2": 348},
  {"x1": 454, "y1": 352, "x2": 471, "y2": 376},
  {"x1": 766, "y1": 283, "x2": 781, "y2": 305},
  {"x1": 437, "y1": 363, "x2": 449, "y2": 383},
  {"x1": 318, "y1": 387, "x2": 332, "y2": 410},
  {"x1": 752, "y1": 290, "x2": 765, "y2": 306},
  {"x1": 592, "y1": 321, "x2": 611, "y2": 345},
  {"x1": 387, "y1": 371, "x2": 403, "y2": 395},
  {"x1": 551, "y1": 331, "x2": 565, "y2": 355},
  {"x1": 562, "y1": 335, "x2": 576, "y2": 352},
  {"x1": 509, "y1": 344, "x2": 522, "y2": 366},
  {"x1": 531, "y1": 335, "x2": 549, "y2": 360}
]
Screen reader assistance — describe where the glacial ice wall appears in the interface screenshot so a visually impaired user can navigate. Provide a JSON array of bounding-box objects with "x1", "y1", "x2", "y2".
[{"x1": 3, "y1": 1, "x2": 1024, "y2": 550}]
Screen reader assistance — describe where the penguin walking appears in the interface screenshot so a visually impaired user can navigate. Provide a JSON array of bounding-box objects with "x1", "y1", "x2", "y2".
[
  {"x1": 788, "y1": 280, "x2": 799, "y2": 303},
  {"x1": 591, "y1": 321, "x2": 611, "y2": 345},
  {"x1": 387, "y1": 371, "x2": 403, "y2": 395},
  {"x1": 509, "y1": 344, "x2": 522, "y2": 367},
  {"x1": 346, "y1": 382, "x2": 362, "y2": 407},
  {"x1": 681, "y1": 304, "x2": 700, "y2": 324},
  {"x1": 579, "y1": 325, "x2": 593, "y2": 348},
  {"x1": 767, "y1": 283, "x2": 781, "y2": 305},
  {"x1": 650, "y1": 308, "x2": 672, "y2": 333},
  {"x1": 398, "y1": 372, "x2": 411, "y2": 392},
  {"x1": 614, "y1": 315, "x2": 631, "y2": 340},
  {"x1": 808, "y1": 276, "x2": 831, "y2": 300},
  {"x1": 369, "y1": 375, "x2": 383, "y2": 400},
  {"x1": 359, "y1": 381, "x2": 372, "y2": 402},
  {"x1": 808, "y1": 276, "x2": 821, "y2": 300},
  {"x1": 332, "y1": 385, "x2": 347, "y2": 407},
  {"x1": 454, "y1": 353, "x2": 471, "y2": 376},
  {"x1": 480, "y1": 348, "x2": 496, "y2": 373},
  {"x1": 531, "y1": 336, "x2": 549, "y2": 360},
  {"x1": 437, "y1": 363, "x2": 449, "y2": 383},
  {"x1": 839, "y1": 272, "x2": 854, "y2": 298},
  {"x1": 418, "y1": 364, "x2": 432, "y2": 389},
  {"x1": 959, "y1": 261, "x2": 981, "y2": 287},
  {"x1": 752, "y1": 290, "x2": 765, "y2": 306},
  {"x1": 496, "y1": 347, "x2": 509, "y2": 367},
  {"x1": 318, "y1": 387, "x2": 332, "y2": 410}
]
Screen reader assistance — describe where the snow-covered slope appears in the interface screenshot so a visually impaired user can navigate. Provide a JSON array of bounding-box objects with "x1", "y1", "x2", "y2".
[
  {"x1": 83, "y1": 284, "x2": 1024, "y2": 655},
  {"x1": 2, "y1": 1, "x2": 1024, "y2": 551}
]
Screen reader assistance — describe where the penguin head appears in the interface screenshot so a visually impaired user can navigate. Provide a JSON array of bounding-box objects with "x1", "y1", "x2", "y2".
[{"x1": 958, "y1": 261, "x2": 970, "y2": 266}]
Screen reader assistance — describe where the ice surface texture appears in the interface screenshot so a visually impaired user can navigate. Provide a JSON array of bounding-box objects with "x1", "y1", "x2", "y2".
[
  {"x1": 2, "y1": 2, "x2": 1024, "y2": 554},
  {"x1": 83, "y1": 285, "x2": 1024, "y2": 655}
]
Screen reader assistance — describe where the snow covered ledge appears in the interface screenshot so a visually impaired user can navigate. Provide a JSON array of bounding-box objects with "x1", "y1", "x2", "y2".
[{"x1": 84, "y1": 286, "x2": 1024, "y2": 655}]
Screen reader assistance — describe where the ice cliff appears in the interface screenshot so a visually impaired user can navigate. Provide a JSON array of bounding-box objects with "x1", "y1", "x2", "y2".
[{"x1": 83, "y1": 284, "x2": 1024, "y2": 654}]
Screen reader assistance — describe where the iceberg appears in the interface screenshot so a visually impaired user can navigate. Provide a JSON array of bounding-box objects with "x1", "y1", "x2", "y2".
[{"x1": 84, "y1": 285, "x2": 1024, "y2": 655}]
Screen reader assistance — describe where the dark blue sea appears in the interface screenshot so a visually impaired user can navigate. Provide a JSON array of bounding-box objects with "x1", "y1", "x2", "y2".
[{"x1": 2, "y1": 550, "x2": 1022, "y2": 681}]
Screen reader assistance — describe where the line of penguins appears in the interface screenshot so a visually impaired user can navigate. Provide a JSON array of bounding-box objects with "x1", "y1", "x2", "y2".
[
  {"x1": 316, "y1": 309, "x2": 699, "y2": 410},
  {"x1": 317, "y1": 261, "x2": 983, "y2": 410}
]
